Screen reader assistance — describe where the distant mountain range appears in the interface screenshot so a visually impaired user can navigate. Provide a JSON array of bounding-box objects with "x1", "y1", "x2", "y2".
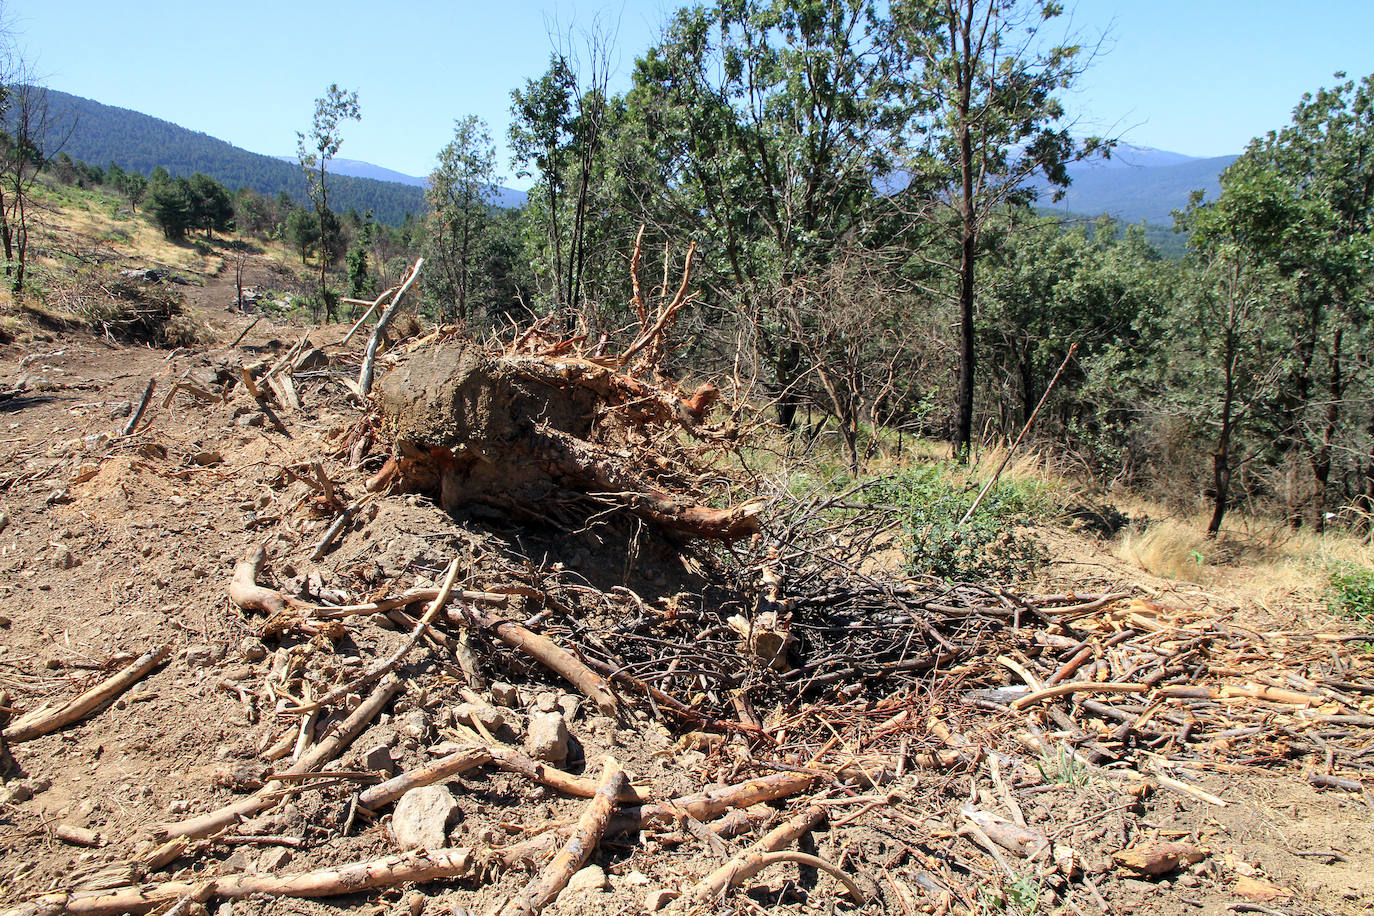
[
  {"x1": 273, "y1": 156, "x2": 528, "y2": 209},
  {"x1": 24, "y1": 87, "x2": 1229, "y2": 233},
  {"x1": 1032, "y1": 143, "x2": 1239, "y2": 226},
  {"x1": 24, "y1": 89, "x2": 524, "y2": 224}
]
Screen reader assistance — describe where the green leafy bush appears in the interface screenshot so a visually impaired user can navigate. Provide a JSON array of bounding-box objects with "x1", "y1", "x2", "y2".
[
  {"x1": 1330, "y1": 563, "x2": 1374, "y2": 627},
  {"x1": 869, "y1": 464, "x2": 1047, "y2": 581}
]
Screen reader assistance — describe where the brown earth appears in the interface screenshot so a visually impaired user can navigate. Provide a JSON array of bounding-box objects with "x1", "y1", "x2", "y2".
[{"x1": 0, "y1": 250, "x2": 1371, "y2": 916}]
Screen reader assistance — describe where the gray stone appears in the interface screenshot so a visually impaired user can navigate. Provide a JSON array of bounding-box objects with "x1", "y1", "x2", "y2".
[
  {"x1": 566, "y1": 865, "x2": 608, "y2": 894},
  {"x1": 256, "y1": 847, "x2": 292, "y2": 873},
  {"x1": 489, "y1": 682, "x2": 519, "y2": 707},
  {"x1": 397, "y1": 710, "x2": 430, "y2": 743},
  {"x1": 391, "y1": 785, "x2": 460, "y2": 850},
  {"x1": 184, "y1": 645, "x2": 215, "y2": 668},
  {"x1": 453, "y1": 701, "x2": 505, "y2": 733},
  {"x1": 556, "y1": 694, "x2": 580, "y2": 722},
  {"x1": 524, "y1": 711, "x2": 569, "y2": 764}
]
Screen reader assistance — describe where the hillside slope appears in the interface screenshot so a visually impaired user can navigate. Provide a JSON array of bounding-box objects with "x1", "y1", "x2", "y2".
[{"x1": 31, "y1": 89, "x2": 426, "y2": 225}]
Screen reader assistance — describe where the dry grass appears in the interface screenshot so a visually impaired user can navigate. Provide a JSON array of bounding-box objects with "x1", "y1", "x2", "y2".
[
  {"x1": 1113, "y1": 518, "x2": 1214, "y2": 584},
  {"x1": 1103, "y1": 488, "x2": 1374, "y2": 613}
]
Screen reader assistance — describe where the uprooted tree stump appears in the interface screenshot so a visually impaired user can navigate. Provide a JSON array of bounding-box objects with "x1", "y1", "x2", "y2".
[
  {"x1": 367, "y1": 338, "x2": 761, "y2": 541},
  {"x1": 362, "y1": 231, "x2": 760, "y2": 541}
]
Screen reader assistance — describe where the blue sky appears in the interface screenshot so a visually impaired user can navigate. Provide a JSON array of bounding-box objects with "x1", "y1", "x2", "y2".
[{"x1": 6, "y1": 0, "x2": 1373, "y2": 188}]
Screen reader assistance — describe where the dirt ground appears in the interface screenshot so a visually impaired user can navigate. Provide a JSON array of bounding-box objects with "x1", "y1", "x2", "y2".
[{"x1": 1, "y1": 252, "x2": 1373, "y2": 916}]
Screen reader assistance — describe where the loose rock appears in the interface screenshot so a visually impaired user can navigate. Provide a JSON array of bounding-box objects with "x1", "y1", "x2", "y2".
[
  {"x1": 391, "y1": 785, "x2": 460, "y2": 850},
  {"x1": 525, "y1": 711, "x2": 569, "y2": 764},
  {"x1": 567, "y1": 865, "x2": 608, "y2": 894}
]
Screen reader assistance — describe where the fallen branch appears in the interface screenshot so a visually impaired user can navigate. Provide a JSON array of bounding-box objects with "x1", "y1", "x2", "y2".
[
  {"x1": 358, "y1": 746, "x2": 493, "y2": 811},
  {"x1": 227, "y1": 544, "x2": 290, "y2": 616},
  {"x1": 687, "y1": 804, "x2": 828, "y2": 904},
  {"x1": 358, "y1": 257, "x2": 424, "y2": 397},
  {"x1": 157, "y1": 675, "x2": 401, "y2": 840},
  {"x1": 288, "y1": 558, "x2": 460, "y2": 715},
  {"x1": 3, "y1": 647, "x2": 170, "y2": 743},
  {"x1": 4, "y1": 846, "x2": 475, "y2": 916},
  {"x1": 485, "y1": 744, "x2": 647, "y2": 803},
  {"x1": 497, "y1": 758, "x2": 627, "y2": 916},
  {"x1": 121, "y1": 378, "x2": 157, "y2": 437},
  {"x1": 1011, "y1": 681, "x2": 1149, "y2": 711},
  {"x1": 457, "y1": 610, "x2": 617, "y2": 717},
  {"x1": 499, "y1": 771, "x2": 818, "y2": 869},
  {"x1": 309, "y1": 501, "x2": 357, "y2": 561},
  {"x1": 340, "y1": 284, "x2": 401, "y2": 346}
]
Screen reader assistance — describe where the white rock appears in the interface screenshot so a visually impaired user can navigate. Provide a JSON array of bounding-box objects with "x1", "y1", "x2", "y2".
[
  {"x1": 524, "y1": 711, "x2": 569, "y2": 764},
  {"x1": 391, "y1": 785, "x2": 459, "y2": 850},
  {"x1": 453, "y1": 701, "x2": 506, "y2": 733},
  {"x1": 567, "y1": 865, "x2": 608, "y2": 894}
]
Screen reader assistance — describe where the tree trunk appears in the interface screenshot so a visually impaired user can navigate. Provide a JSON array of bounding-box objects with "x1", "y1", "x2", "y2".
[
  {"x1": 1207, "y1": 327, "x2": 1238, "y2": 538},
  {"x1": 1361, "y1": 407, "x2": 1374, "y2": 539},
  {"x1": 1311, "y1": 327, "x2": 1343, "y2": 533},
  {"x1": 775, "y1": 341, "x2": 803, "y2": 431},
  {"x1": 951, "y1": 2, "x2": 977, "y2": 460}
]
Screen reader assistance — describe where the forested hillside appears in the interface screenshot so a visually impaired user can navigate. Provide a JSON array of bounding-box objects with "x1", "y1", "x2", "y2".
[
  {"x1": 32, "y1": 89, "x2": 425, "y2": 223},
  {"x1": 1036, "y1": 153, "x2": 1239, "y2": 224}
]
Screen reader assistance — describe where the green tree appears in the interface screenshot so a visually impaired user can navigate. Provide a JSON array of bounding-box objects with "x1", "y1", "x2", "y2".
[
  {"x1": 426, "y1": 115, "x2": 498, "y2": 321},
  {"x1": 1222, "y1": 73, "x2": 1374, "y2": 529},
  {"x1": 147, "y1": 175, "x2": 194, "y2": 241},
  {"x1": 626, "y1": 0, "x2": 903, "y2": 428},
  {"x1": 891, "y1": 0, "x2": 1106, "y2": 457},
  {"x1": 510, "y1": 54, "x2": 577, "y2": 311},
  {"x1": 284, "y1": 206, "x2": 317, "y2": 265},
  {"x1": 297, "y1": 84, "x2": 360, "y2": 321},
  {"x1": 187, "y1": 172, "x2": 233, "y2": 239},
  {"x1": 119, "y1": 170, "x2": 148, "y2": 213},
  {"x1": 234, "y1": 188, "x2": 272, "y2": 237}
]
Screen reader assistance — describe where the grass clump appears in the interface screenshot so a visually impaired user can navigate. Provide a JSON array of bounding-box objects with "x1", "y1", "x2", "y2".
[
  {"x1": 869, "y1": 462, "x2": 1047, "y2": 581},
  {"x1": 1113, "y1": 518, "x2": 1214, "y2": 583}
]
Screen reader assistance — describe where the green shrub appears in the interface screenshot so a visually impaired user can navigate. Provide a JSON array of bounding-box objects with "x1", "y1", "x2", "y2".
[
  {"x1": 869, "y1": 463, "x2": 1047, "y2": 581},
  {"x1": 1330, "y1": 563, "x2": 1374, "y2": 627}
]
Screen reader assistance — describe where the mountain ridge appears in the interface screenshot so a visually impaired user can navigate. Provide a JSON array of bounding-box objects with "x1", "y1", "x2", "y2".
[
  {"x1": 26, "y1": 89, "x2": 429, "y2": 224},
  {"x1": 272, "y1": 156, "x2": 528, "y2": 209}
]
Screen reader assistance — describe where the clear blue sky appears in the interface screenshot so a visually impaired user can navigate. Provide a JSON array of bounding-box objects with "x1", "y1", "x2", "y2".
[{"x1": 6, "y1": 0, "x2": 1373, "y2": 188}]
